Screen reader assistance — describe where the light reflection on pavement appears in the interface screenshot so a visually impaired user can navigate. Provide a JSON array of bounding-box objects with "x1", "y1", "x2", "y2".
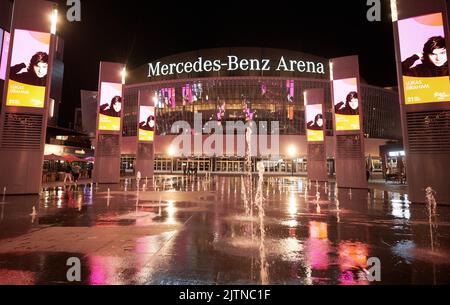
[{"x1": 0, "y1": 175, "x2": 449, "y2": 285}]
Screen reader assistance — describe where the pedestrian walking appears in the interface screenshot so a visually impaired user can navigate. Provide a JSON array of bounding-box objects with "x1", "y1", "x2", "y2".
[
  {"x1": 72, "y1": 164, "x2": 81, "y2": 183},
  {"x1": 63, "y1": 163, "x2": 73, "y2": 184}
]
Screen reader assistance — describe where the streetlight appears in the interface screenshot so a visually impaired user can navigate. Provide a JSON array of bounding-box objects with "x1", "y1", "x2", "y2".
[
  {"x1": 168, "y1": 146, "x2": 175, "y2": 174},
  {"x1": 121, "y1": 67, "x2": 127, "y2": 85},
  {"x1": 287, "y1": 145, "x2": 297, "y2": 176},
  {"x1": 167, "y1": 145, "x2": 175, "y2": 157},
  {"x1": 287, "y1": 145, "x2": 297, "y2": 159},
  {"x1": 390, "y1": 0, "x2": 398, "y2": 22},
  {"x1": 50, "y1": 5, "x2": 58, "y2": 35}
]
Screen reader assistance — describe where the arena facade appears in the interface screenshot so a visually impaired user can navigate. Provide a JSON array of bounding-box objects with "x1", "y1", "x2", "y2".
[{"x1": 113, "y1": 48, "x2": 401, "y2": 175}]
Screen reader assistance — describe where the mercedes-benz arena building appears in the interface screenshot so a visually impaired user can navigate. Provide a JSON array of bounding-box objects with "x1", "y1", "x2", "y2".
[{"x1": 121, "y1": 48, "x2": 402, "y2": 175}]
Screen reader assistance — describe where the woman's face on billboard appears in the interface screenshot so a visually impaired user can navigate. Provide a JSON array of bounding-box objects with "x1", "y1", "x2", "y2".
[
  {"x1": 349, "y1": 98, "x2": 359, "y2": 110},
  {"x1": 113, "y1": 100, "x2": 122, "y2": 113},
  {"x1": 317, "y1": 117, "x2": 323, "y2": 127},
  {"x1": 34, "y1": 62, "x2": 48, "y2": 78},
  {"x1": 429, "y1": 48, "x2": 447, "y2": 67}
]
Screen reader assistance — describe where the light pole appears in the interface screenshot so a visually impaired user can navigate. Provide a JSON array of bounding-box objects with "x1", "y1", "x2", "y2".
[
  {"x1": 288, "y1": 145, "x2": 297, "y2": 176},
  {"x1": 167, "y1": 146, "x2": 175, "y2": 174}
]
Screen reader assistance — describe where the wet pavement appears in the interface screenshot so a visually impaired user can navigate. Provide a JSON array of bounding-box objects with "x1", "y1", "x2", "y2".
[{"x1": 0, "y1": 175, "x2": 449, "y2": 285}]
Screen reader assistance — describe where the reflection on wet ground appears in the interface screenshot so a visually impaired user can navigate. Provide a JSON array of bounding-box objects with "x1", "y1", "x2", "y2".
[{"x1": 0, "y1": 175, "x2": 449, "y2": 285}]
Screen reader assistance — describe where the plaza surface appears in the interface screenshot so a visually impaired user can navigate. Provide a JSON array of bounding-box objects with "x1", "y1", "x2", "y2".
[{"x1": 0, "y1": 175, "x2": 449, "y2": 285}]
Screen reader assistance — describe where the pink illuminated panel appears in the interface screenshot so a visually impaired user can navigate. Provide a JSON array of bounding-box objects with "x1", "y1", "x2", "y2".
[
  {"x1": 286, "y1": 80, "x2": 294, "y2": 102},
  {"x1": 157, "y1": 88, "x2": 175, "y2": 109},
  {"x1": 0, "y1": 30, "x2": 9, "y2": 80}
]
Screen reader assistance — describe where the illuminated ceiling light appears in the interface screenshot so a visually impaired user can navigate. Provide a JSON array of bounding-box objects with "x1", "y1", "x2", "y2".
[
  {"x1": 50, "y1": 7, "x2": 58, "y2": 35},
  {"x1": 390, "y1": 0, "x2": 398, "y2": 22}
]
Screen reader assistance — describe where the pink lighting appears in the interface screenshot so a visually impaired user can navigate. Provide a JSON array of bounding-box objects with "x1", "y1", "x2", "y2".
[{"x1": 306, "y1": 222, "x2": 330, "y2": 270}]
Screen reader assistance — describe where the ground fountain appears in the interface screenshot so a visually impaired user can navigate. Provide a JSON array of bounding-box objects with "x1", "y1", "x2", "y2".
[
  {"x1": 426, "y1": 187, "x2": 438, "y2": 252},
  {"x1": 215, "y1": 126, "x2": 269, "y2": 283},
  {"x1": 30, "y1": 206, "x2": 37, "y2": 216},
  {"x1": 316, "y1": 191, "x2": 321, "y2": 214},
  {"x1": 30, "y1": 206, "x2": 38, "y2": 223},
  {"x1": 136, "y1": 171, "x2": 141, "y2": 191},
  {"x1": 256, "y1": 161, "x2": 269, "y2": 284},
  {"x1": 426, "y1": 187, "x2": 437, "y2": 215},
  {"x1": 241, "y1": 176, "x2": 250, "y2": 216}
]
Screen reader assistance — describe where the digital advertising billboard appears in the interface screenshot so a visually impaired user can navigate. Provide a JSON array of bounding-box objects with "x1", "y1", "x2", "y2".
[
  {"x1": 333, "y1": 78, "x2": 361, "y2": 131},
  {"x1": 157, "y1": 87, "x2": 175, "y2": 109},
  {"x1": 5, "y1": 29, "x2": 50, "y2": 108},
  {"x1": 0, "y1": 30, "x2": 10, "y2": 80},
  {"x1": 192, "y1": 82, "x2": 202, "y2": 102},
  {"x1": 138, "y1": 106, "x2": 155, "y2": 142},
  {"x1": 0, "y1": 28, "x2": 3, "y2": 76},
  {"x1": 98, "y1": 82, "x2": 122, "y2": 131},
  {"x1": 182, "y1": 84, "x2": 192, "y2": 105},
  {"x1": 398, "y1": 12, "x2": 450, "y2": 105},
  {"x1": 306, "y1": 104, "x2": 324, "y2": 142},
  {"x1": 286, "y1": 80, "x2": 294, "y2": 103}
]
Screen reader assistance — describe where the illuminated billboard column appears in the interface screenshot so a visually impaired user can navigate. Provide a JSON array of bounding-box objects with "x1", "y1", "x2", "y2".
[
  {"x1": 304, "y1": 89, "x2": 327, "y2": 182},
  {"x1": 0, "y1": 30, "x2": 10, "y2": 81},
  {"x1": 0, "y1": 0, "x2": 56, "y2": 195},
  {"x1": 135, "y1": 90, "x2": 155, "y2": 179},
  {"x1": 330, "y1": 56, "x2": 367, "y2": 190},
  {"x1": 93, "y1": 62, "x2": 125, "y2": 184},
  {"x1": 391, "y1": 0, "x2": 450, "y2": 204}
]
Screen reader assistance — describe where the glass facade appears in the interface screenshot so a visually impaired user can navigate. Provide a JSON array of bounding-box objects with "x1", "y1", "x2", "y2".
[
  {"x1": 121, "y1": 155, "x2": 347, "y2": 175},
  {"x1": 123, "y1": 78, "x2": 401, "y2": 140}
]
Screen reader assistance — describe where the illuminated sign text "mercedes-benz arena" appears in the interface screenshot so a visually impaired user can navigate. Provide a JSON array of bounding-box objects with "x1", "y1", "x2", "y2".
[{"x1": 148, "y1": 56, "x2": 326, "y2": 78}]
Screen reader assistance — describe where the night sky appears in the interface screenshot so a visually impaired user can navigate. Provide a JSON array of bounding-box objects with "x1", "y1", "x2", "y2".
[{"x1": 53, "y1": 0, "x2": 398, "y2": 128}]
